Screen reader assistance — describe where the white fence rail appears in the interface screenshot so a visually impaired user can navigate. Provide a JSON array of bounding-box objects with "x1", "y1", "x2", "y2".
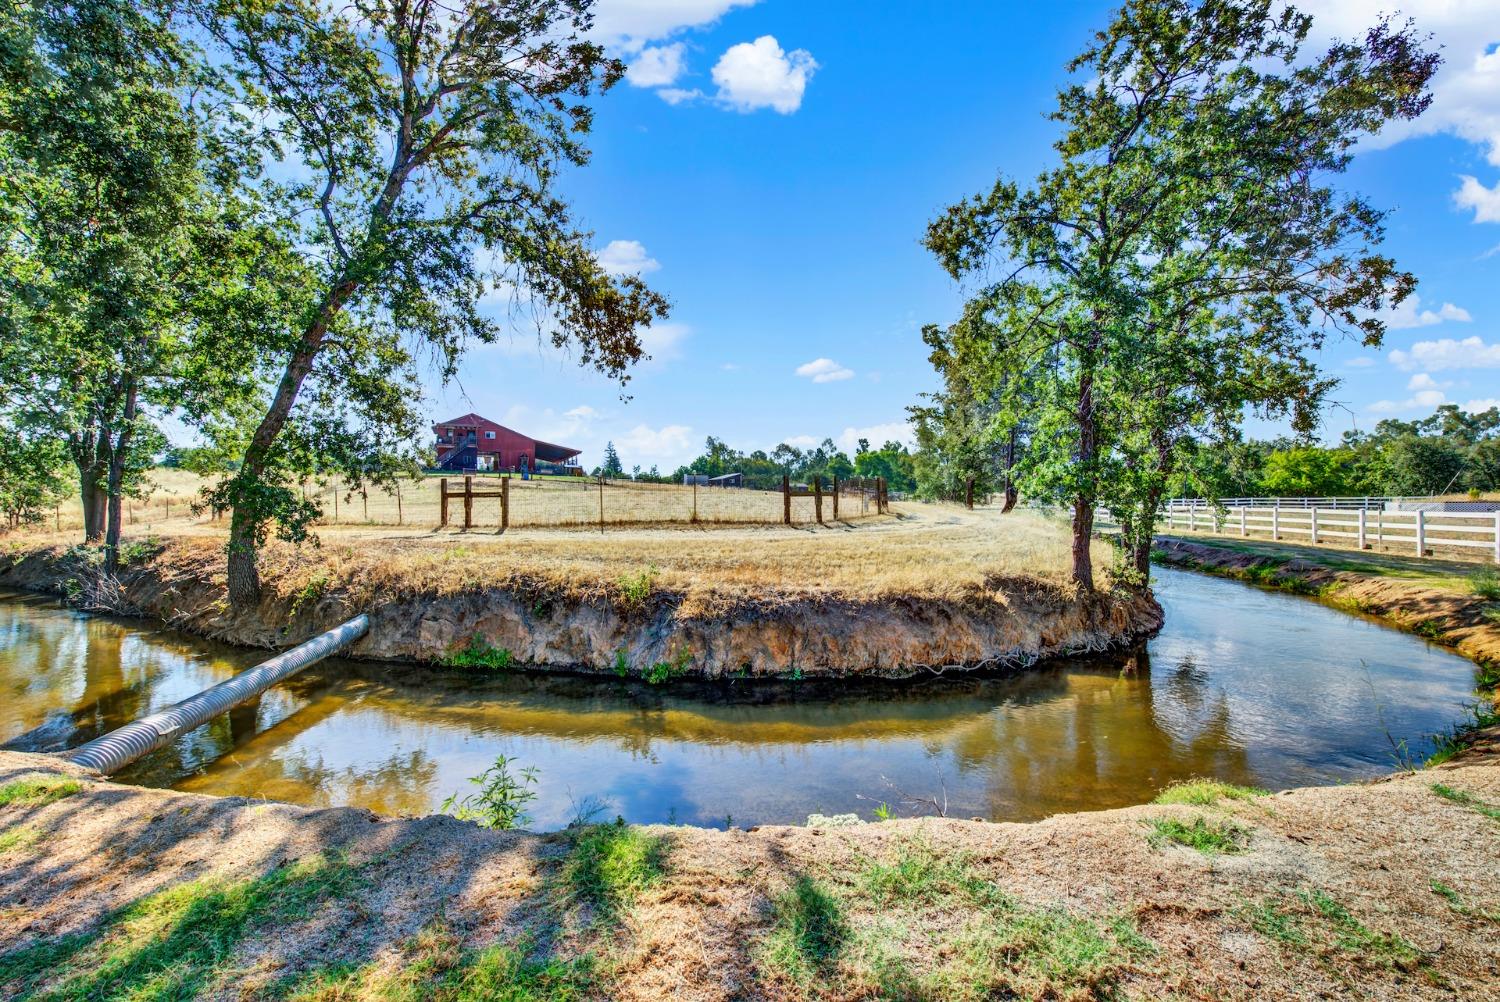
[{"x1": 1162, "y1": 503, "x2": 1500, "y2": 563}]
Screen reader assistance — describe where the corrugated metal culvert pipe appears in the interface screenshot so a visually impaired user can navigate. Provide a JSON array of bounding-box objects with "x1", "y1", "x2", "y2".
[{"x1": 66, "y1": 614, "x2": 370, "y2": 775}]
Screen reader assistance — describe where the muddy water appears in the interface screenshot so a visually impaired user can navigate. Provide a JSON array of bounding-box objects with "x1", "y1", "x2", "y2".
[{"x1": 0, "y1": 568, "x2": 1485, "y2": 829}]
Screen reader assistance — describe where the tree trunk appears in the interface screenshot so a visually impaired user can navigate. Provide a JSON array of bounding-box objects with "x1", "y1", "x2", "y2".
[
  {"x1": 79, "y1": 473, "x2": 107, "y2": 542},
  {"x1": 1001, "y1": 427, "x2": 1019, "y2": 513},
  {"x1": 102, "y1": 382, "x2": 137, "y2": 574},
  {"x1": 1072, "y1": 366, "x2": 1097, "y2": 591},
  {"x1": 226, "y1": 278, "x2": 359, "y2": 608}
]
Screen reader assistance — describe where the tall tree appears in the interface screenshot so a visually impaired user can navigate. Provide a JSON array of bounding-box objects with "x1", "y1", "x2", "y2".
[
  {"x1": 599, "y1": 441, "x2": 623, "y2": 478},
  {"x1": 0, "y1": 0, "x2": 292, "y2": 569},
  {"x1": 198, "y1": 0, "x2": 669, "y2": 606},
  {"x1": 925, "y1": 0, "x2": 1436, "y2": 588}
]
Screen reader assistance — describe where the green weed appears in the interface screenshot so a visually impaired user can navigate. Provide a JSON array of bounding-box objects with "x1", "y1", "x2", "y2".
[
  {"x1": 117, "y1": 536, "x2": 160, "y2": 567},
  {"x1": 1430, "y1": 782, "x2": 1500, "y2": 821},
  {"x1": 1146, "y1": 815, "x2": 1251, "y2": 855},
  {"x1": 442, "y1": 634, "x2": 514, "y2": 671},
  {"x1": 1298, "y1": 888, "x2": 1423, "y2": 970},
  {"x1": 1242, "y1": 898, "x2": 1307, "y2": 947},
  {"x1": 0, "y1": 853, "x2": 362, "y2": 1000},
  {"x1": 1425, "y1": 701, "x2": 1500, "y2": 766},
  {"x1": 615, "y1": 565, "x2": 658, "y2": 610},
  {"x1": 611, "y1": 649, "x2": 630, "y2": 678},
  {"x1": 0, "y1": 825, "x2": 42, "y2": 854},
  {"x1": 0, "y1": 774, "x2": 81, "y2": 807},
  {"x1": 1152, "y1": 779, "x2": 1269, "y2": 806},
  {"x1": 441, "y1": 755, "x2": 538, "y2": 830},
  {"x1": 1429, "y1": 879, "x2": 1499, "y2": 923},
  {"x1": 1469, "y1": 566, "x2": 1500, "y2": 601},
  {"x1": 288, "y1": 574, "x2": 329, "y2": 617},
  {"x1": 560, "y1": 818, "x2": 668, "y2": 924},
  {"x1": 761, "y1": 876, "x2": 847, "y2": 983},
  {"x1": 284, "y1": 925, "x2": 593, "y2": 1001},
  {"x1": 644, "y1": 646, "x2": 691, "y2": 685}
]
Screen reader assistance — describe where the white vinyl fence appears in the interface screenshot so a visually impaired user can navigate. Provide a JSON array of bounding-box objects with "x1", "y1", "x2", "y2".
[{"x1": 1164, "y1": 501, "x2": 1500, "y2": 564}]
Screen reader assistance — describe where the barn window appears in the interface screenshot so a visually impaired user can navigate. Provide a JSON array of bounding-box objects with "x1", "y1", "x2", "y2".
[{"x1": 485, "y1": 431, "x2": 495, "y2": 439}]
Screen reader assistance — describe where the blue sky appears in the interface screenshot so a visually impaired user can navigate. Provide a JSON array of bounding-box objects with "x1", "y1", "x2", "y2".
[{"x1": 427, "y1": 1, "x2": 1500, "y2": 472}]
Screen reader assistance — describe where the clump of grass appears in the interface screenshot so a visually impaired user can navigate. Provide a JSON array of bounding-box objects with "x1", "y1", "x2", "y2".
[
  {"x1": 0, "y1": 853, "x2": 362, "y2": 999},
  {"x1": 611, "y1": 649, "x2": 630, "y2": 678},
  {"x1": 0, "y1": 774, "x2": 81, "y2": 807},
  {"x1": 1430, "y1": 782, "x2": 1500, "y2": 821},
  {"x1": 560, "y1": 818, "x2": 668, "y2": 924},
  {"x1": 1241, "y1": 897, "x2": 1307, "y2": 947},
  {"x1": 644, "y1": 646, "x2": 692, "y2": 685},
  {"x1": 860, "y1": 840, "x2": 978, "y2": 904},
  {"x1": 117, "y1": 536, "x2": 161, "y2": 567},
  {"x1": 1152, "y1": 778, "x2": 1269, "y2": 806},
  {"x1": 1146, "y1": 815, "x2": 1251, "y2": 855},
  {"x1": 1299, "y1": 888, "x2": 1424, "y2": 971},
  {"x1": 761, "y1": 875, "x2": 847, "y2": 983},
  {"x1": 285, "y1": 925, "x2": 594, "y2": 1001},
  {"x1": 1425, "y1": 701, "x2": 1500, "y2": 766},
  {"x1": 441, "y1": 755, "x2": 538, "y2": 830},
  {"x1": 1430, "y1": 879, "x2": 1499, "y2": 922},
  {"x1": 442, "y1": 634, "x2": 514, "y2": 671},
  {"x1": 0, "y1": 825, "x2": 42, "y2": 854},
  {"x1": 615, "y1": 565, "x2": 658, "y2": 610},
  {"x1": 288, "y1": 573, "x2": 329, "y2": 617},
  {"x1": 1469, "y1": 566, "x2": 1500, "y2": 601}
]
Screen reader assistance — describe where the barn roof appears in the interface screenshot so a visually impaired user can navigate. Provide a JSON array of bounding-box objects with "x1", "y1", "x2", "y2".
[{"x1": 433, "y1": 413, "x2": 580, "y2": 461}]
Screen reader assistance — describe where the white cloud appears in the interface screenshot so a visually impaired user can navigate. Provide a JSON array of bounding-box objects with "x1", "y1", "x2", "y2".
[
  {"x1": 720, "y1": 362, "x2": 740, "y2": 370},
  {"x1": 711, "y1": 36, "x2": 818, "y2": 113},
  {"x1": 657, "y1": 87, "x2": 702, "y2": 105},
  {"x1": 781, "y1": 434, "x2": 820, "y2": 449},
  {"x1": 640, "y1": 322, "x2": 689, "y2": 363},
  {"x1": 1455, "y1": 174, "x2": 1500, "y2": 223},
  {"x1": 836, "y1": 422, "x2": 914, "y2": 455},
  {"x1": 597, "y1": 239, "x2": 661, "y2": 276},
  {"x1": 1463, "y1": 397, "x2": 1500, "y2": 412},
  {"x1": 1406, "y1": 372, "x2": 1449, "y2": 391},
  {"x1": 626, "y1": 43, "x2": 686, "y2": 87},
  {"x1": 592, "y1": 1, "x2": 758, "y2": 50},
  {"x1": 1384, "y1": 293, "x2": 1472, "y2": 330},
  {"x1": 1368, "y1": 389, "x2": 1448, "y2": 414},
  {"x1": 1389, "y1": 335, "x2": 1500, "y2": 371},
  {"x1": 795, "y1": 357, "x2": 854, "y2": 383},
  {"x1": 615, "y1": 423, "x2": 697, "y2": 465},
  {"x1": 1345, "y1": 356, "x2": 1377, "y2": 368}
]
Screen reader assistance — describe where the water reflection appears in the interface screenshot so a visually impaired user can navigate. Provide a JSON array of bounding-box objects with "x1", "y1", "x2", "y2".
[{"x1": 0, "y1": 568, "x2": 1482, "y2": 829}]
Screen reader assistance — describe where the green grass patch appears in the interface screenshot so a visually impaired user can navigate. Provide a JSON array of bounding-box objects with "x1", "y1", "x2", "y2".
[
  {"x1": 0, "y1": 825, "x2": 42, "y2": 855},
  {"x1": 761, "y1": 875, "x2": 848, "y2": 984},
  {"x1": 1431, "y1": 782, "x2": 1500, "y2": 821},
  {"x1": 1426, "y1": 700, "x2": 1500, "y2": 766},
  {"x1": 559, "y1": 819, "x2": 668, "y2": 924},
  {"x1": 1241, "y1": 897, "x2": 1308, "y2": 947},
  {"x1": 0, "y1": 852, "x2": 363, "y2": 1000},
  {"x1": 1152, "y1": 778, "x2": 1269, "y2": 806},
  {"x1": 615, "y1": 566, "x2": 659, "y2": 610},
  {"x1": 285, "y1": 925, "x2": 593, "y2": 1002},
  {"x1": 441, "y1": 634, "x2": 514, "y2": 671},
  {"x1": 644, "y1": 646, "x2": 692, "y2": 685},
  {"x1": 0, "y1": 774, "x2": 81, "y2": 807},
  {"x1": 1470, "y1": 566, "x2": 1500, "y2": 601},
  {"x1": 1146, "y1": 815, "x2": 1251, "y2": 855},
  {"x1": 1299, "y1": 888, "x2": 1424, "y2": 971},
  {"x1": 1243, "y1": 887, "x2": 1436, "y2": 979}
]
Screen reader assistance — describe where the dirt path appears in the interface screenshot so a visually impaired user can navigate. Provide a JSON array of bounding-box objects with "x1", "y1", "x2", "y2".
[{"x1": 3, "y1": 744, "x2": 1498, "y2": 1001}]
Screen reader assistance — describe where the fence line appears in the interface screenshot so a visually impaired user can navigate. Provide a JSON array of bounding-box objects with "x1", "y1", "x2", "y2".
[{"x1": 1162, "y1": 502, "x2": 1500, "y2": 564}]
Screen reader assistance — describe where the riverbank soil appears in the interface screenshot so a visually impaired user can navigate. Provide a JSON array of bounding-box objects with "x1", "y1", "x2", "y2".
[
  {"x1": 1153, "y1": 536, "x2": 1500, "y2": 681},
  {"x1": 3, "y1": 746, "x2": 1498, "y2": 1000},
  {"x1": 0, "y1": 505, "x2": 1162, "y2": 678}
]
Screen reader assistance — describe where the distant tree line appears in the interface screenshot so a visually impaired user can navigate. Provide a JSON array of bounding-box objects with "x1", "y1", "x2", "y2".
[
  {"x1": 1180, "y1": 405, "x2": 1500, "y2": 499},
  {"x1": 601, "y1": 436, "x2": 917, "y2": 492}
]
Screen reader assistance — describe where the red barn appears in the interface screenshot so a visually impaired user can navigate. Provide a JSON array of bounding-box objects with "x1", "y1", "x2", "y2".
[{"x1": 432, "y1": 413, "x2": 582, "y2": 475}]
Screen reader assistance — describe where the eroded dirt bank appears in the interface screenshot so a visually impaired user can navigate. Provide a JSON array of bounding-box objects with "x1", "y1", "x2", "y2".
[
  {"x1": 3, "y1": 742, "x2": 1499, "y2": 1000},
  {"x1": 1153, "y1": 537, "x2": 1500, "y2": 678},
  {"x1": 0, "y1": 537, "x2": 1162, "y2": 678}
]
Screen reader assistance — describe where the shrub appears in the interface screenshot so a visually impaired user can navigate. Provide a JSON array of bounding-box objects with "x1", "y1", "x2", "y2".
[
  {"x1": 441, "y1": 755, "x2": 537, "y2": 830},
  {"x1": 442, "y1": 634, "x2": 513, "y2": 671},
  {"x1": 1153, "y1": 779, "x2": 1268, "y2": 806}
]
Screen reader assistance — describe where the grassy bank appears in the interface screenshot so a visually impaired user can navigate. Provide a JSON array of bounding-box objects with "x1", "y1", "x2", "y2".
[
  {"x1": 3, "y1": 747, "x2": 1497, "y2": 1000},
  {"x1": 0, "y1": 506, "x2": 1160, "y2": 678}
]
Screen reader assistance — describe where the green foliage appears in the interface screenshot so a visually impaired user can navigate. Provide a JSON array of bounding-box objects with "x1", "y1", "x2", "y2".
[
  {"x1": 441, "y1": 755, "x2": 538, "y2": 830},
  {"x1": 922, "y1": 0, "x2": 1437, "y2": 587},
  {"x1": 561, "y1": 819, "x2": 668, "y2": 924},
  {"x1": 0, "y1": 826, "x2": 42, "y2": 855},
  {"x1": 1242, "y1": 898, "x2": 1308, "y2": 948},
  {"x1": 616, "y1": 566, "x2": 658, "y2": 610},
  {"x1": 1146, "y1": 815, "x2": 1250, "y2": 855},
  {"x1": 761, "y1": 876, "x2": 848, "y2": 983},
  {"x1": 1261, "y1": 447, "x2": 1359, "y2": 497},
  {"x1": 116, "y1": 536, "x2": 160, "y2": 567},
  {"x1": 442, "y1": 635, "x2": 515, "y2": 672},
  {"x1": 1152, "y1": 779, "x2": 1269, "y2": 806},
  {"x1": 0, "y1": 431, "x2": 69, "y2": 530},
  {"x1": 872, "y1": 802, "x2": 893, "y2": 822},
  {"x1": 0, "y1": 853, "x2": 361, "y2": 999},
  {"x1": 288, "y1": 573, "x2": 329, "y2": 618},
  {"x1": 644, "y1": 647, "x2": 692, "y2": 685},
  {"x1": 1298, "y1": 888, "x2": 1424, "y2": 970},
  {"x1": 611, "y1": 649, "x2": 631, "y2": 678},
  {"x1": 0, "y1": 774, "x2": 80, "y2": 807},
  {"x1": 1469, "y1": 567, "x2": 1500, "y2": 601},
  {"x1": 598, "y1": 442, "x2": 624, "y2": 479},
  {"x1": 1430, "y1": 783, "x2": 1500, "y2": 822},
  {"x1": 1425, "y1": 701, "x2": 1500, "y2": 766},
  {"x1": 285, "y1": 928, "x2": 594, "y2": 1002}
]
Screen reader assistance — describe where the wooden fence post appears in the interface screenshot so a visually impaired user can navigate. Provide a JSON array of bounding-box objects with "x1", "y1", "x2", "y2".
[
  {"x1": 1493, "y1": 511, "x2": 1499, "y2": 564},
  {"x1": 439, "y1": 478, "x2": 449, "y2": 527},
  {"x1": 1189, "y1": 505, "x2": 1196, "y2": 533},
  {"x1": 331, "y1": 487, "x2": 338, "y2": 523},
  {"x1": 1271, "y1": 503, "x2": 1279, "y2": 540},
  {"x1": 966, "y1": 477, "x2": 974, "y2": 510},
  {"x1": 692, "y1": 478, "x2": 698, "y2": 523},
  {"x1": 879, "y1": 477, "x2": 887, "y2": 513},
  {"x1": 396, "y1": 483, "x2": 403, "y2": 525},
  {"x1": 814, "y1": 477, "x2": 823, "y2": 524},
  {"x1": 1358, "y1": 508, "x2": 1367, "y2": 550},
  {"x1": 362, "y1": 489, "x2": 368, "y2": 522},
  {"x1": 832, "y1": 476, "x2": 839, "y2": 521},
  {"x1": 1239, "y1": 507, "x2": 1247, "y2": 537},
  {"x1": 783, "y1": 475, "x2": 791, "y2": 525},
  {"x1": 1310, "y1": 507, "x2": 1318, "y2": 545},
  {"x1": 500, "y1": 476, "x2": 509, "y2": 533},
  {"x1": 598, "y1": 474, "x2": 605, "y2": 534},
  {"x1": 1415, "y1": 509, "x2": 1424, "y2": 556},
  {"x1": 463, "y1": 475, "x2": 474, "y2": 530}
]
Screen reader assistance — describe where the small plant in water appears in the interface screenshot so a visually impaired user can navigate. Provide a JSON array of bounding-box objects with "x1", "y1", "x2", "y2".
[
  {"x1": 441, "y1": 755, "x2": 538, "y2": 830},
  {"x1": 873, "y1": 802, "x2": 894, "y2": 821},
  {"x1": 644, "y1": 646, "x2": 691, "y2": 684},
  {"x1": 612, "y1": 649, "x2": 631, "y2": 678}
]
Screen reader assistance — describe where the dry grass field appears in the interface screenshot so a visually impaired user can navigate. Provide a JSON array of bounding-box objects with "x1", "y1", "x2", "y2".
[{"x1": 35, "y1": 469, "x2": 882, "y2": 533}]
